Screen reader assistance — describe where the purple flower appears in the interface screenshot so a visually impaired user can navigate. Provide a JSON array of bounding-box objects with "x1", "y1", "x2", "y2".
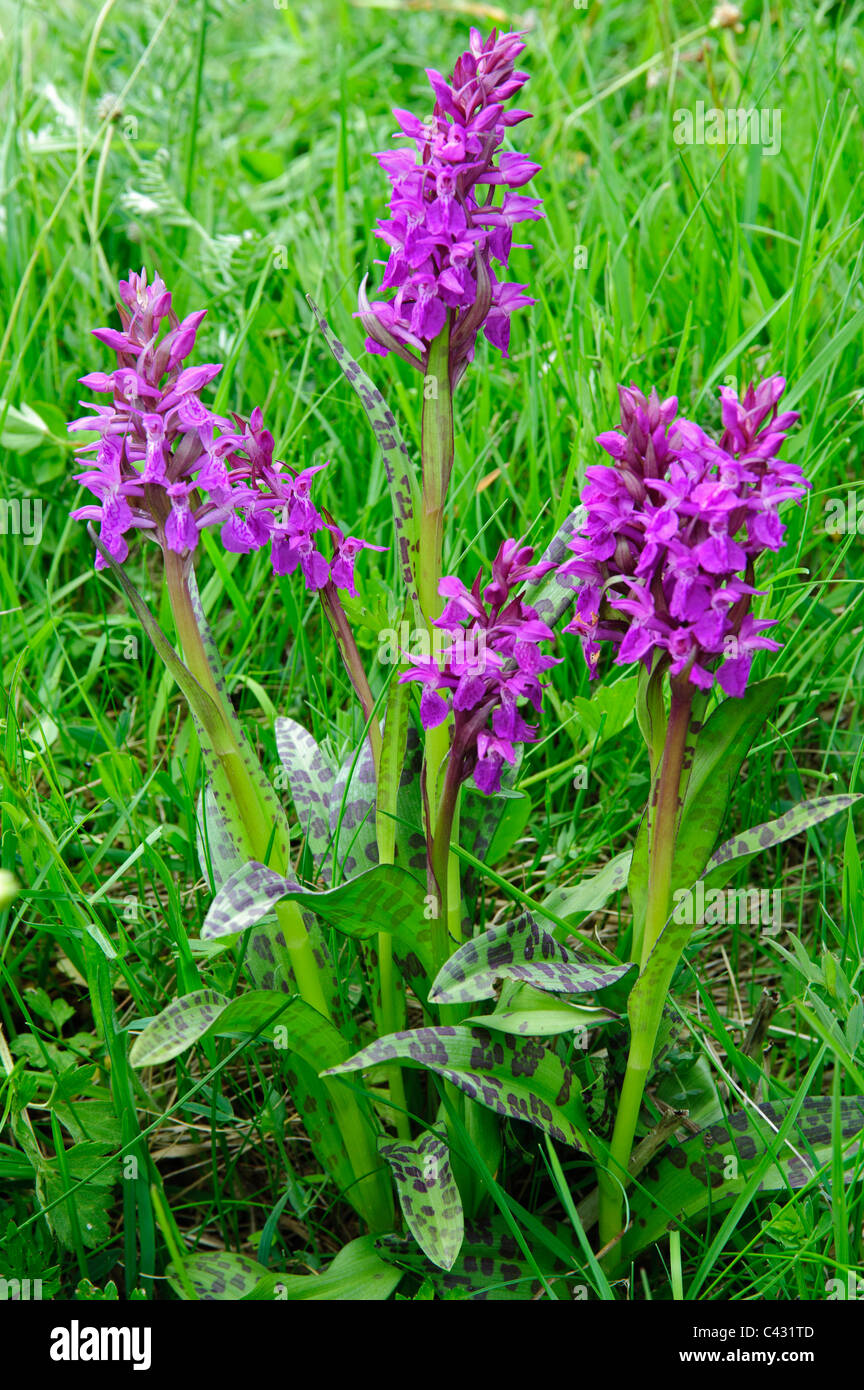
[
  {"x1": 399, "y1": 539, "x2": 556, "y2": 793},
  {"x1": 358, "y1": 28, "x2": 543, "y2": 384},
  {"x1": 558, "y1": 377, "x2": 809, "y2": 696},
  {"x1": 70, "y1": 271, "x2": 381, "y2": 598}
]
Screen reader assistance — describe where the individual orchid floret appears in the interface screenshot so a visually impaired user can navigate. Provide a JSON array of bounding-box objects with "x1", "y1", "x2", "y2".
[
  {"x1": 557, "y1": 376, "x2": 809, "y2": 697},
  {"x1": 399, "y1": 539, "x2": 555, "y2": 793},
  {"x1": 359, "y1": 27, "x2": 544, "y2": 385}
]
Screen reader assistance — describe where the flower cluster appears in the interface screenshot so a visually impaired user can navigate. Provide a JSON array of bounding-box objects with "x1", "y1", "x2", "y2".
[
  {"x1": 400, "y1": 540, "x2": 556, "y2": 793},
  {"x1": 70, "y1": 270, "x2": 379, "y2": 593},
  {"x1": 360, "y1": 27, "x2": 543, "y2": 381},
  {"x1": 559, "y1": 376, "x2": 809, "y2": 697}
]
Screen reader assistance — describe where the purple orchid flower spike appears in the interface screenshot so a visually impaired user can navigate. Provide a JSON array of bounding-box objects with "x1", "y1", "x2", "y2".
[
  {"x1": 399, "y1": 538, "x2": 556, "y2": 794},
  {"x1": 69, "y1": 270, "x2": 382, "y2": 601},
  {"x1": 557, "y1": 376, "x2": 809, "y2": 697},
  {"x1": 359, "y1": 27, "x2": 544, "y2": 387}
]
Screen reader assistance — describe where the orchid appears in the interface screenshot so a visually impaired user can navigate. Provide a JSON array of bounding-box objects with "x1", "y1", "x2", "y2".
[
  {"x1": 70, "y1": 270, "x2": 375, "y2": 598},
  {"x1": 359, "y1": 27, "x2": 543, "y2": 384},
  {"x1": 400, "y1": 538, "x2": 556, "y2": 794},
  {"x1": 557, "y1": 376, "x2": 809, "y2": 696}
]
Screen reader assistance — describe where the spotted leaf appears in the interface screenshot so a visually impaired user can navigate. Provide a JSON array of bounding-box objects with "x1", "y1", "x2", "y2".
[
  {"x1": 329, "y1": 737, "x2": 379, "y2": 879},
  {"x1": 308, "y1": 296, "x2": 422, "y2": 626},
  {"x1": 378, "y1": 1129, "x2": 463, "y2": 1271},
  {"x1": 522, "y1": 505, "x2": 586, "y2": 628},
  {"x1": 619, "y1": 1096, "x2": 864, "y2": 1268},
  {"x1": 274, "y1": 717, "x2": 338, "y2": 882},
  {"x1": 376, "y1": 1215, "x2": 579, "y2": 1300},
  {"x1": 428, "y1": 911, "x2": 634, "y2": 1006},
  {"x1": 324, "y1": 1024, "x2": 588, "y2": 1149},
  {"x1": 129, "y1": 990, "x2": 229, "y2": 1067},
  {"x1": 167, "y1": 1251, "x2": 270, "y2": 1301},
  {"x1": 704, "y1": 794, "x2": 861, "y2": 876}
]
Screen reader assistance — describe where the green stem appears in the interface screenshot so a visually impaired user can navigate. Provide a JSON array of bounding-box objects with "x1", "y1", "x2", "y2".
[
  {"x1": 429, "y1": 752, "x2": 462, "y2": 978},
  {"x1": 164, "y1": 552, "x2": 330, "y2": 1017},
  {"x1": 598, "y1": 680, "x2": 694, "y2": 1249},
  {"x1": 165, "y1": 555, "x2": 394, "y2": 1227},
  {"x1": 641, "y1": 681, "x2": 694, "y2": 970},
  {"x1": 320, "y1": 581, "x2": 382, "y2": 771},
  {"x1": 419, "y1": 321, "x2": 454, "y2": 832},
  {"x1": 418, "y1": 320, "x2": 453, "y2": 625}
]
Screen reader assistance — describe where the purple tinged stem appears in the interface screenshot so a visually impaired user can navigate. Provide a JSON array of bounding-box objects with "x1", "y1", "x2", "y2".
[{"x1": 319, "y1": 580, "x2": 383, "y2": 771}]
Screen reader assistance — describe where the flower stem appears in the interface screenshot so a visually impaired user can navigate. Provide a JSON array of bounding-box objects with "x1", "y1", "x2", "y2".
[
  {"x1": 429, "y1": 752, "x2": 463, "y2": 977},
  {"x1": 164, "y1": 551, "x2": 329, "y2": 1015},
  {"x1": 598, "y1": 679, "x2": 694, "y2": 1249},
  {"x1": 164, "y1": 554, "x2": 393, "y2": 1229},
  {"x1": 320, "y1": 581, "x2": 382, "y2": 771}
]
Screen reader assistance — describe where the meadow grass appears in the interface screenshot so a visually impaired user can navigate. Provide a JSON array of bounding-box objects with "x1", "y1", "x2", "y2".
[{"x1": 0, "y1": 0, "x2": 862, "y2": 1300}]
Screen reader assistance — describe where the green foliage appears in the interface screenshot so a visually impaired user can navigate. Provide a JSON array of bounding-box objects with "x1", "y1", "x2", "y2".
[
  {"x1": 2, "y1": 0, "x2": 863, "y2": 1301},
  {"x1": 379, "y1": 1129, "x2": 464, "y2": 1271},
  {"x1": 326, "y1": 1024, "x2": 589, "y2": 1149}
]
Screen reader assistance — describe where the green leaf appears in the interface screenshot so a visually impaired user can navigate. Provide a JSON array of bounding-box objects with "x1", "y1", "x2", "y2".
[
  {"x1": 325, "y1": 1024, "x2": 589, "y2": 1149},
  {"x1": 131, "y1": 990, "x2": 382, "y2": 1216},
  {"x1": 274, "y1": 717, "x2": 338, "y2": 881},
  {"x1": 538, "y1": 850, "x2": 632, "y2": 934},
  {"x1": 465, "y1": 982, "x2": 617, "y2": 1037},
  {"x1": 308, "y1": 297, "x2": 422, "y2": 626},
  {"x1": 429, "y1": 910, "x2": 634, "y2": 1006},
  {"x1": 630, "y1": 787, "x2": 861, "y2": 1081},
  {"x1": 167, "y1": 1251, "x2": 270, "y2": 1301},
  {"x1": 200, "y1": 861, "x2": 435, "y2": 982},
  {"x1": 130, "y1": 989, "x2": 350, "y2": 1072},
  {"x1": 29, "y1": 1140, "x2": 118, "y2": 1250},
  {"x1": 0, "y1": 398, "x2": 67, "y2": 453},
  {"x1": 704, "y1": 793, "x2": 862, "y2": 877},
  {"x1": 245, "y1": 1235, "x2": 403, "y2": 1301},
  {"x1": 378, "y1": 1130, "x2": 464, "y2": 1271},
  {"x1": 628, "y1": 676, "x2": 784, "y2": 959},
  {"x1": 566, "y1": 676, "x2": 638, "y2": 747},
  {"x1": 376, "y1": 1216, "x2": 577, "y2": 1300},
  {"x1": 619, "y1": 1096, "x2": 864, "y2": 1267},
  {"x1": 673, "y1": 676, "x2": 786, "y2": 892},
  {"x1": 129, "y1": 990, "x2": 229, "y2": 1067}
]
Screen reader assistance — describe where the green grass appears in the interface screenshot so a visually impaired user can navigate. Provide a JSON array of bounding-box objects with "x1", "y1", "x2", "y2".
[{"x1": 1, "y1": 0, "x2": 863, "y2": 1301}]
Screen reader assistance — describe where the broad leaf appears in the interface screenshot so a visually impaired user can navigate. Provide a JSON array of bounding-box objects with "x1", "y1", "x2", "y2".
[
  {"x1": 329, "y1": 738, "x2": 379, "y2": 879},
  {"x1": 129, "y1": 988, "x2": 353, "y2": 1070},
  {"x1": 704, "y1": 793, "x2": 861, "y2": 877},
  {"x1": 130, "y1": 989, "x2": 229, "y2": 1066},
  {"x1": 200, "y1": 862, "x2": 433, "y2": 977},
  {"x1": 245, "y1": 1235, "x2": 403, "y2": 1301},
  {"x1": 628, "y1": 676, "x2": 784, "y2": 962},
  {"x1": 378, "y1": 1129, "x2": 464, "y2": 1271},
  {"x1": 522, "y1": 506, "x2": 585, "y2": 628},
  {"x1": 466, "y1": 982, "x2": 618, "y2": 1038},
  {"x1": 324, "y1": 1024, "x2": 589, "y2": 1149},
  {"x1": 538, "y1": 850, "x2": 632, "y2": 934},
  {"x1": 376, "y1": 1216, "x2": 578, "y2": 1300},
  {"x1": 629, "y1": 783, "x2": 859, "y2": 1077},
  {"x1": 168, "y1": 1251, "x2": 270, "y2": 1301},
  {"x1": 429, "y1": 910, "x2": 634, "y2": 1006},
  {"x1": 274, "y1": 717, "x2": 338, "y2": 881},
  {"x1": 619, "y1": 1096, "x2": 864, "y2": 1267}
]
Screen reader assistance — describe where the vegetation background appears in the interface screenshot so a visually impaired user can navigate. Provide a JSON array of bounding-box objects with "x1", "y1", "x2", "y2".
[{"x1": 0, "y1": 0, "x2": 862, "y2": 1300}]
